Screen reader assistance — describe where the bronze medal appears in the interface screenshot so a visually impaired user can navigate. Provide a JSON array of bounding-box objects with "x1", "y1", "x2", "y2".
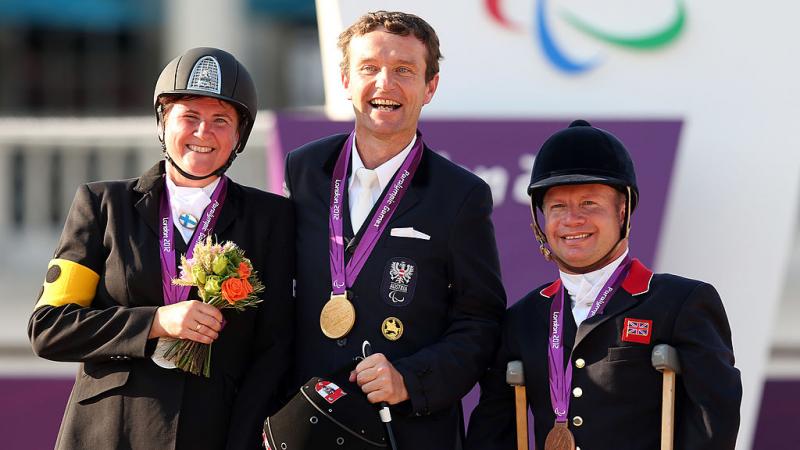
[
  {"x1": 320, "y1": 293, "x2": 356, "y2": 339},
  {"x1": 543, "y1": 421, "x2": 575, "y2": 450}
]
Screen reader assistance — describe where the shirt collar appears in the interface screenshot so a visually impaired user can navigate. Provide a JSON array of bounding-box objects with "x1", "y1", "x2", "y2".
[
  {"x1": 165, "y1": 175, "x2": 220, "y2": 202},
  {"x1": 350, "y1": 134, "x2": 417, "y2": 191},
  {"x1": 559, "y1": 249, "x2": 629, "y2": 301}
]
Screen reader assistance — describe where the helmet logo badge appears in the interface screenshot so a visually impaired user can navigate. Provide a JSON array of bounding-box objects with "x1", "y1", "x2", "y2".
[{"x1": 188, "y1": 56, "x2": 222, "y2": 94}]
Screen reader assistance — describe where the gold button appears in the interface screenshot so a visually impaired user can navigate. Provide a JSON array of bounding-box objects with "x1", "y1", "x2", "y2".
[
  {"x1": 572, "y1": 416, "x2": 584, "y2": 427},
  {"x1": 572, "y1": 387, "x2": 583, "y2": 398},
  {"x1": 574, "y1": 358, "x2": 585, "y2": 369}
]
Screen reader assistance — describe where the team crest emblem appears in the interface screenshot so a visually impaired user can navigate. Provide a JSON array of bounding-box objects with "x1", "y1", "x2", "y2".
[
  {"x1": 390, "y1": 261, "x2": 414, "y2": 285},
  {"x1": 381, "y1": 257, "x2": 418, "y2": 306},
  {"x1": 621, "y1": 317, "x2": 653, "y2": 344},
  {"x1": 314, "y1": 380, "x2": 346, "y2": 404}
]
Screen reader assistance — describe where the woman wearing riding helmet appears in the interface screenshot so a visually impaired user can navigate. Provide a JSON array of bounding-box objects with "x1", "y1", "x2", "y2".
[{"x1": 29, "y1": 47, "x2": 294, "y2": 450}]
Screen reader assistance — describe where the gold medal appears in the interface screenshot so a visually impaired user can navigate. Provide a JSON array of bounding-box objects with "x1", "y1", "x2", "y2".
[
  {"x1": 381, "y1": 317, "x2": 403, "y2": 341},
  {"x1": 320, "y1": 292, "x2": 356, "y2": 339},
  {"x1": 543, "y1": 421, "x2": 575, "y2": 450}
]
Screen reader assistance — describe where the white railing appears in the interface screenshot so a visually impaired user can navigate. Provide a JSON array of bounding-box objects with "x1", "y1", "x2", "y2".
[
  {"x1": 0, "y1": 114, "x2": 275, "y2": 232},
  {"x1": 0, "y1": 113, "x2": 276, "y2": 375}
]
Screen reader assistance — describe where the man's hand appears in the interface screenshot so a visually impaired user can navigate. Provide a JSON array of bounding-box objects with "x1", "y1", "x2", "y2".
[
  {"x1": 149, "y1": 300, "x2": 223, "y2": 344},
  {"x1": 350, "y1": 353, "x2": 409, "y2": 405}
]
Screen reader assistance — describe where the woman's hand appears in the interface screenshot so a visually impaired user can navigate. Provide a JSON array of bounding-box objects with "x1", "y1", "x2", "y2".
[{"x1": 148, "y1": 300, "x2": 224, "y2": 343}]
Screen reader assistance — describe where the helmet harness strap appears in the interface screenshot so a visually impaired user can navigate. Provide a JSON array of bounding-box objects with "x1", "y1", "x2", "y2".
[{"x1": 530, "y1": 186, "x2": 633, "y2": 274}]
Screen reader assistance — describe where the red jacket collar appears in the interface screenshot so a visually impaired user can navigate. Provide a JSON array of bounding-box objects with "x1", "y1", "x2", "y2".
[
  {"x1": 539, "y1": 258, "x2": 653, "y2": 298},
  {"x1": 621, "y1": 259, "x2": 654, "y2": 296},
  {"x1": 540, "y1": 279, "x2": 561, "y2": 298}
]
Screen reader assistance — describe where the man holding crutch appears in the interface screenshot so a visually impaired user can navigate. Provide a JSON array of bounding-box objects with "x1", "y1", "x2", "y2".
[{"x1": 466, "y1": 120, "x2": 742, "y2": 450}]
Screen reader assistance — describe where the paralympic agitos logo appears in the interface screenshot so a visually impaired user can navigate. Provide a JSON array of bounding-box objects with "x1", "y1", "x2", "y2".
[{"x1": 485, "y1": 0, "x2": 686, "y2": 74}]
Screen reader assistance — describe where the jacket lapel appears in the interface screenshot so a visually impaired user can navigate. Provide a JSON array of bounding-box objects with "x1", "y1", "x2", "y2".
[
  {"x1": 539, "y1": 279, "x2": 578, "y2": 359},
  {"x1": 210, "y1": 180, "x2": 239, "y2": 238},
  {"x1": 134, "y1": 161, "x2": 241, "y2": 240},
  {"x1": 573, "y1": 259, "x2": 654, "y2": 348},
  {"x1": 342, "y1": 138, "x2": 429, "y2": 247},
  {"x1": 323, "y1": 135, "x2": 352, "y2": 236},
  {"x1": 574, "y1": 288, "x2": 641, "y2": 348},
  {"x1": 563, "y1": 295, "x2": 578, "y2": 355},
  {"x1": 133, "y1": 162, "x2": 167, "y2": 237},
  {"x1": 386, "y1": 145, "x2": 428, "y2": 224}
]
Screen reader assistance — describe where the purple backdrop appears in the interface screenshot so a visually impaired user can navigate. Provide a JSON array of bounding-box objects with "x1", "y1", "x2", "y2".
[
  {"x1": 6, "y1": 116, "x2": 792, "y2": 449},
  {"x1": 272, "y1": 115, "x2": 680, "y2": 301},
  {"x1": 271, "y1": 115, "x2": 684, "y2": 446}
]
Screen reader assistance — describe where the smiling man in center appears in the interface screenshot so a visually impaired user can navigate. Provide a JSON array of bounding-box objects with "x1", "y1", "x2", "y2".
[{"x1": 284, "y1": 10, "x2": 506, "y2": 449}]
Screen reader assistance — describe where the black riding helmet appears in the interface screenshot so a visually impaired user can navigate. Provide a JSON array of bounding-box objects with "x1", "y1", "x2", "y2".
[
  {"x1": 528, "y1": 119, "x2": 638, "y2": 273},
  {"x1": 154, "y1": 47, "x2": 257, "y2": 181}
]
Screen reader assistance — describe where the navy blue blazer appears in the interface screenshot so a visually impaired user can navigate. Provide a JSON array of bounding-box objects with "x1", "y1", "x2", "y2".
[
  {"x1": 466, "y1": 259, "x2": 742, "y2": 450},
  {"x1": 285, "y1": 134, "x2": 507, "y2": 450}
]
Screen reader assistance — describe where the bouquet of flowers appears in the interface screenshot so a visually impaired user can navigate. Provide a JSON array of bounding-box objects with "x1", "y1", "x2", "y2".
[{"x1": 164, "y1": 237, "x2": 264, "y2": 377}]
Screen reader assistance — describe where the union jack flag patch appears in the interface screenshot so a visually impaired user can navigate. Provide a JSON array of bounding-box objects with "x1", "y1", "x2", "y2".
[{"x1": 622, "y1": 318, "x2": 653, "y2": 344}]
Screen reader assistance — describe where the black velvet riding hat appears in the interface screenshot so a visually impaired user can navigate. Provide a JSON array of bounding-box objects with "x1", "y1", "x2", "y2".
[{"x1": 528, "y1": 119, "x2": 639, "y2": 211}]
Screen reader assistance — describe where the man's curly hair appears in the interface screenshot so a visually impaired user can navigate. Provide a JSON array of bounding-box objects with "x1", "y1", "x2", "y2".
[{"x1": 338, "y1": 10, "x2": 443, "y2": 82}]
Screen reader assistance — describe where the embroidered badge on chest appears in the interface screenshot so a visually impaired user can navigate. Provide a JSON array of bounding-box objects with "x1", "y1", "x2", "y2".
[
  {"x1": 381, "y1": 257, "x2": 418, "y2": 307},
  {"x1": 622, "y1": 317, "x2": 653, "y2": 344}
]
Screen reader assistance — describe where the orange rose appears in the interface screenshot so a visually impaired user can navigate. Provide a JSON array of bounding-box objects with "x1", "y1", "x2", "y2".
[
  {"x1": 237, "y1": 262, "x2": 252, "y2": 279},
  {"x1": 241, "y1": 277, "x2": 254, "y2": 294},
  {"x1": 221, "y1": 277, "x2": 250, "y2": 304}
]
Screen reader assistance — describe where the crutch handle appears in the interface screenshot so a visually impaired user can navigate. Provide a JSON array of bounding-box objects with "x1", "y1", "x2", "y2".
[
  {"x1": 652, "y1": 344, "x2": 681, "y2": 374},
  {"x1": 506, "y1": 360, "x2": 529, "y2": 450},
  {"x1": 652, "y1": 344, "x2": 679, "y2": 450}
]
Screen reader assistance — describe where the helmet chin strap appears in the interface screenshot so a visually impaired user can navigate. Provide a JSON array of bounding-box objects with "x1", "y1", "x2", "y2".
[
  {"x1": 163, "y1": 149, "x2": 218, "y2": 181},
  {"x1": 530, "y1": 186, "x2": 632, "y2": 275}
]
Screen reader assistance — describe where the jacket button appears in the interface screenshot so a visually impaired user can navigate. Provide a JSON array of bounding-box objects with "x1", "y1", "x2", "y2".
[
  {"x1": 572, "y1": 416, "x2": 584, "y2": 427},
  {"x1": 572, "y1": 387, "x2": 583, "y2": 398},
  {"x1": 574, "y1": 358, "x2": 585, "y2": 369},
  {"x1": 336, "y1": 338, "x2": 347, "y2": 347}
]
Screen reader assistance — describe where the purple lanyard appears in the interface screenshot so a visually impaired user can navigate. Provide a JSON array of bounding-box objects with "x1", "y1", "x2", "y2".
[
  {"x1": 328, "y1": 131, "x2": 423, "y2": 295},
  {"x1": 548, "y1": 256, "x2": 631, "y2": 422},
  {"x1": 159, "y1": 176, "x2": 228, "y2": 305}
]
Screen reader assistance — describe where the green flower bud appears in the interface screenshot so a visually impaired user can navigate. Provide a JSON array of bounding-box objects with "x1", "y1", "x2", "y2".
[
  {"x1": 205, "y1": 276, "x2": 221, "y2": 295},
  {"x1": 191, "y1": 265, "x2": 207, "y2": 285},
  {"x1": 212, "y1": 255, "x2": 229, "y2": 275}
]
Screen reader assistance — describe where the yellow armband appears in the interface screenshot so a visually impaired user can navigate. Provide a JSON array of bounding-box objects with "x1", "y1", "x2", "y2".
[{"x1": 34, "y1": 259, "x2": 100, "y2": 309}]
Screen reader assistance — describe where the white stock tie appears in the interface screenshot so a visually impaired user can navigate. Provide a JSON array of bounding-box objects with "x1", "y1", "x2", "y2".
[{"x1": 351, "y1": 167, "x2": 379, "y2": 232}]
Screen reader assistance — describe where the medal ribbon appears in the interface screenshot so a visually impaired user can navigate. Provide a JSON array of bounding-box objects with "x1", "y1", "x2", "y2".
[
  {"x1": 548, "y1": 256, "x2": 631, "y2": 422},
  {"x1": 159, "y1": 176, "x2": 228, "y2": 305},
  {"x1": 329, "y1": 131, "x2": 423, "y2": 295}
]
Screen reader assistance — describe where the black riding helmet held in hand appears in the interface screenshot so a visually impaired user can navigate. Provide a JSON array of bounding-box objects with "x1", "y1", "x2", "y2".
[
  {"x1": 154, "y1": 47, "x2": 257, "y2": 181},
  {"x1": 528, "y1": 119, "x2": 639, "y2": 273}
]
